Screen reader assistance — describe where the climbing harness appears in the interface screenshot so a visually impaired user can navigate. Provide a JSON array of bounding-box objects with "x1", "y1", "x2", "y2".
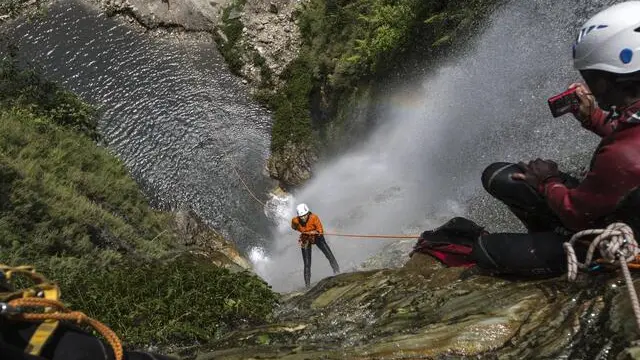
[
  {"x1": 0, "y1": 264, "x2": 124, "y2": 360},
  {"x1": 564, "y1": 223, "x2": 640, "y2": 333}
]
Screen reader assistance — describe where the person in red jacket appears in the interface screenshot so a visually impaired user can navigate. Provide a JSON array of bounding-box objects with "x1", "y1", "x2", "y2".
[
  {"x1": 291, "y1": 203, "x2": 340, "y2": 288},
  {"x1": 414, "y1": 2, "x2": 640, "y2": 277},
  {"x1": 488, "y1": 1, "x2": 640, "y2": 234}
]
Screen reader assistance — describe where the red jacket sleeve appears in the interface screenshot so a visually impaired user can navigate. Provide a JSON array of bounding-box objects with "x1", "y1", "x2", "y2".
[
  {"x1": 581, "y1": 107, "x2": 616, "y2": 137},
  {"x1": 541, "y1": 144, "x2": 632, "y2": 230}
]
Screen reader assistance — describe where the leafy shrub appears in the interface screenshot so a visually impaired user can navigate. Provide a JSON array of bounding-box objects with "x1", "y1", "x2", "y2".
[
  {"x1": 254, "y1": 0, "x2": 503, "y2": 154},
  {"x1": 0, "y1": 54, "x2": 100, "y2": 141},
  {"x1": 0, "y1": 57, "x2": 279, "y2": 348},
  {"x1": 44, "y1": 255, "x2": 277, "y2": 346}
]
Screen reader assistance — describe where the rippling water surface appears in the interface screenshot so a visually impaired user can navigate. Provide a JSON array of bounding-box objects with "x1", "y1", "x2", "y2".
[{"x1": 1, "y1": 0, "x2": 275, "y2": 251}]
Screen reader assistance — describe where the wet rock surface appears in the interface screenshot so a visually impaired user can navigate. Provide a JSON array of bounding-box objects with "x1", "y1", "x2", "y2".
[
  {"x1": 194, "y1": 253, "x2": 640, "y2": 359},
  {"x1": 94, "y1": 0, "x2": 229, "y2": 31},
  {"x1": 266, "y1": 142, "x2": 317, "y2": 190},
  {"x1": 173, "y1": 210, "x2": 252, "y2": 272},
  {"x1": 237, "y1": 0, "x2": 302, "y2": 85}
]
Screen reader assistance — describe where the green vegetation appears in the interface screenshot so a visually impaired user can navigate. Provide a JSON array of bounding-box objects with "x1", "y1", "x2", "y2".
[
  {"x1": 52, "y1": 255, "x2": 276, "y2": 345},
  {"x1": 282, "y1": 0, "x2": 501, "y2": 153},
  {"x1": 0, "y1": 0, "x2": 47, "y2": 20},
  {"x1": 0, "y1": 50, "x2": 99, "y2": 141},
  {"x1": 0, "y1": 0, "x2": 31, "y2": 18},
  {"x1": 216, "y1": 0, "x2": 502, "y2": 164},
  {"x1": 0, "y1": 54, "x2": 278, "y2": 347},
  {"x1": 214, "y1": 0, "x2": 247, "y2": 74},
  {"x1": 264, "y1": 56, "x2": 315, "y2": 152}
]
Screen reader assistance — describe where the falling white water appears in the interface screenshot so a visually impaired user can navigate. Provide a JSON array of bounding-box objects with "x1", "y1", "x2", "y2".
[{"x1": 254, "y1": 0, "x2": 619, "y2": 292}]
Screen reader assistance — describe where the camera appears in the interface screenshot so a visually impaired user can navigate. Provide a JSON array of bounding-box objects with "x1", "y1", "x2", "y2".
[{"x1": 548, "y1": 88, "x2": 580, "y2": 118}]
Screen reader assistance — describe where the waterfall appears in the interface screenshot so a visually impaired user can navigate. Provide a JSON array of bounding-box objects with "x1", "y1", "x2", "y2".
[{"x1": 260, "y1": 0, "x2": 619, "y2": 292}]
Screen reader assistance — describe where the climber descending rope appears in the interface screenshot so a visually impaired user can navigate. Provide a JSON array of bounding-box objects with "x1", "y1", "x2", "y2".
[
  {"x1": 564, "y1": 223, "x2": 640, "y2": 334},
  {"x1": 230, "y1": 156, "x2": 420, "y2": 240}
]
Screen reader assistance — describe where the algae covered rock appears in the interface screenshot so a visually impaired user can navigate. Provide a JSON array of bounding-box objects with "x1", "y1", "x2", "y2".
[
  {"x1": 195, "y1": 253, "x2": 640, "y2": 359},
  {"x1": 266, "y1": 141, "x2": 317, "y2": 189}
]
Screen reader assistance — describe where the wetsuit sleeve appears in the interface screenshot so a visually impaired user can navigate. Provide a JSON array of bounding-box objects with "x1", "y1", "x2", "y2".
[
  {"x1": 581, "y1": 107, "x2": 616, "y2": 137},
  {"x1": 540, "y1": 144, "x2": 627, "y2": 230}
]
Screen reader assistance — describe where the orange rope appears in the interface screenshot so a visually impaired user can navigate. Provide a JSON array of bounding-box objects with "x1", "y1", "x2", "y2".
[
  {"x1": 303, "y1": 232, "x2": 419, "y2": 239},
  {"x1": 228, "y1": 158, "x2": 417, "y2": 241},
  {"x1": 231, "y1": 166, "x2": 266, "y2": 207},
  {"x1": 597, "y1": 254, "x2": 640, "y2": 269},
  {"x1": 7, "y1": 298, "x2": 123, "y2": 360}
]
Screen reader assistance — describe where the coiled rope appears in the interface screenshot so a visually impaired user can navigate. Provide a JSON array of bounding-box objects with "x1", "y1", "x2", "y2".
[
  {"x1": 564, "y1": 222, "x2": 640, "y2": 333},
  {"x1": 5, "y1": 297, "x2": 124, "y2": 360},
  {"x1": 0, "y1": 265, "x2": 124, "y2": 360}
]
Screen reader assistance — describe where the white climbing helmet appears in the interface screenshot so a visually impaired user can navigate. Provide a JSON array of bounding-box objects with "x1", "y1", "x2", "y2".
[
  {"x1": 573, "y1": 1, "x2": 640, "y2": 74},
  {"x1": 296, "y1": 203, "x2": 310, "y2": 217}
]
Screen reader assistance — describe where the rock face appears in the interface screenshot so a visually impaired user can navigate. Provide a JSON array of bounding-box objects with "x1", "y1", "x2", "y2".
[
  {"x1": 266, "y1": 141, "x2": 317, "y2": 189},
  {"x1": 94, "y1": 0, "x2": 303, "y2": 85},
  {"x1": 357, "y1": 238, "x2": 416, "y2": 271},
  {"x1": 90, "y1": 0, "x2": 308, "y2": 186},
  {"x1": 236, "y1": 0, "x2": 302, "y2": 86},
  {"x1": 195, "y1": 253, "x2": 640, "y2": 359},
  {"x1": 97, "y1": 0, "x2": 230, "y2": 30},
  {"x1": 172, "y1": 210, "x2": 252, "y2": 272}
]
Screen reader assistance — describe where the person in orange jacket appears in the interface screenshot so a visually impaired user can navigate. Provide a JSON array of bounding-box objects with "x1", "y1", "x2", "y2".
[{"x1": 291, "y1": 203, "x2": 340, "y2": 288}]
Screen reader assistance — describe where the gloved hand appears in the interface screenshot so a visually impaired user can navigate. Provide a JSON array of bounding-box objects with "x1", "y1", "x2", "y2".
[{"x1": 511, "y1": 158, "x2": 561, "y2": 191}]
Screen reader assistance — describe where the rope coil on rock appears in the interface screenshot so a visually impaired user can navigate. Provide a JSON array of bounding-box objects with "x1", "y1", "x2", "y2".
[{"x1": 564, "y1": 222, "x2": 640, "y2": 333}]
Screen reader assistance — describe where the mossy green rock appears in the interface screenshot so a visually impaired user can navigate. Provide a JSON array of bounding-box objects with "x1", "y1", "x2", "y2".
[{"x1": 196, "y1": 253, "x2": 640, "y2": 359}]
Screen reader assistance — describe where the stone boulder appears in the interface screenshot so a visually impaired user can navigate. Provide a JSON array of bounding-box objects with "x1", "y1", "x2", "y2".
[
  {"x1": 172, "y1": 209, "x2": 252, "y2": 272},
  {"x1": 98, "y1": 0, "x2": 230, "y2": 30},
  {"x1": 195, "y1": 253, "x2": 640, "y2": 359},
  {"x1": 266, "y1": 141, "x2": 317, "y2": 189}
]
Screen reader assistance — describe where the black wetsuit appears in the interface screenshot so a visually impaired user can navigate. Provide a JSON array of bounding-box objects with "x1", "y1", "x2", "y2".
[
  {"x1": 472, "y1": 162, "x2": 582, "y2": 276},
  {"x1": 301, "y1": 235, "x2": 340, "y2": 288},
  {"x1": 0, "y1": 319, "x2": 176, "y2": 360}
]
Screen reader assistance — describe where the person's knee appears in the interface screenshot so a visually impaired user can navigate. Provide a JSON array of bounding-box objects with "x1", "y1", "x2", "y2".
[
  {"x1": 481, "y1": 162, "x2": 515, "y2": 193},
  {"x1": 481, "y1": 162, "x2": 543, "y2": 209}
]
